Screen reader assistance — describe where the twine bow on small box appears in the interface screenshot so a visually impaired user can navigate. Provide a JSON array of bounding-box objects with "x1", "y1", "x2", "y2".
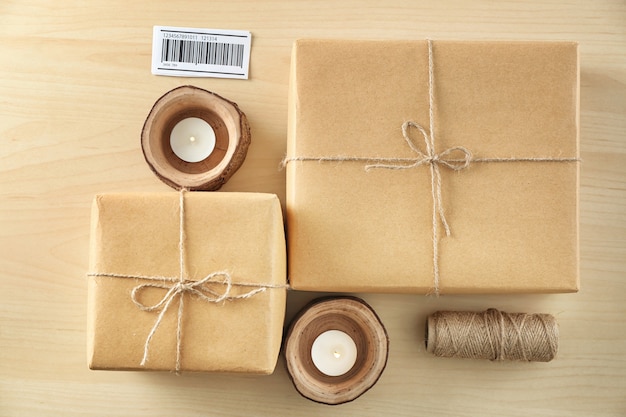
[
  {"x1": 282, "y1": 39, "x2": 579, "y2": 295},
  {"x1": 88, "y1": 190, "x2": 285, "y2": 372}
]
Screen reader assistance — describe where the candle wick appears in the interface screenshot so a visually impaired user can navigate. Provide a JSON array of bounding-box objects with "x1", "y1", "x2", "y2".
[{"x1": 333, "y1": 351, "x2": 341, "y2": 359}]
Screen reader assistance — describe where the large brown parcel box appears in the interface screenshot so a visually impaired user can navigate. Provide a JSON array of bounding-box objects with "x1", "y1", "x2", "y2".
[{"x1": 285, "y1": 39, "x2": 579, "y2": 294}]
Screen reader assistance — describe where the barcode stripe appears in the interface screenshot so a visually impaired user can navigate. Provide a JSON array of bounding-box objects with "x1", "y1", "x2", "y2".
[{"x1": 161, "y1": 39, "x2": 245, "y2": 68}]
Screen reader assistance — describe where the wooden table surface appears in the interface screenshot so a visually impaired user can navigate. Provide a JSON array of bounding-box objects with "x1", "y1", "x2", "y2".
[{"x1": 1, "y1": 1, "x2": 625, "y2": 415}]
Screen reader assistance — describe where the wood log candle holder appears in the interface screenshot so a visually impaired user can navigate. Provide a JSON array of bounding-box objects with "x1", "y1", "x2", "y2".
[
  {"x1": 141, "y1": 85, "x2": 250, "y2": 191},
  {"x1": 284, "y1": 296, "x2": 389, "y2": 405}
]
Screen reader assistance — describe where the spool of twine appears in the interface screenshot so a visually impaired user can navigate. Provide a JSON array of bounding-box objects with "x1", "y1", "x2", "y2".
[{"x1": 426, "y1": 309, "x2": 558, "y2": 362}]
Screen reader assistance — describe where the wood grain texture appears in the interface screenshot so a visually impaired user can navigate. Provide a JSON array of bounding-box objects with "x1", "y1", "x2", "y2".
[{"x1": 0, "y1": 0, "x2": 624, "y2": 415}]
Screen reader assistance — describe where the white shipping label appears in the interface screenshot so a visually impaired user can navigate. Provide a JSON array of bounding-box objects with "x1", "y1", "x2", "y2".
[{"x1": 151, "y1": 26, "x2": 251, "y2": 79}]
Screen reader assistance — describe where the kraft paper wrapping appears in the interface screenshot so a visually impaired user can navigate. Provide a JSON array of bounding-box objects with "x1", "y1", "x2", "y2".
[
  {"x1": 87, "y1": 192, "x2": 287, "y2": 373},
  {"x1": 286, "y1": 39, "x2": 579, "y2": 294}
]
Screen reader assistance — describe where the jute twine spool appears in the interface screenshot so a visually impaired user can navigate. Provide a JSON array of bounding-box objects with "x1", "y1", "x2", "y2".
[
  {"x1": 426, "y1": 309, "x2": 558, "y2": 362},
  {"x1": 141, "y1": 85, "x2": 250, "y2": 191}
]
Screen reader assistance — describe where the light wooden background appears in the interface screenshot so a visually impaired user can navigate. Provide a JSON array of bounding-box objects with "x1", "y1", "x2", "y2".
[{"x1": 1, "y1": 1, "x2": 625, "y2": 416}]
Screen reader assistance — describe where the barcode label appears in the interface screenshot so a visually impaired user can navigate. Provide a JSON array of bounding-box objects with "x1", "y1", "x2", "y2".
[{"x1": 151, "y1": 26, "x2": 251, "y2": 79}]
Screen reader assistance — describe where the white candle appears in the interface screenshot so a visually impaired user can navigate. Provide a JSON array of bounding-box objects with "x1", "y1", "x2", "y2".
[
  {"x1": 169, "y1": 117, "x2": 216, "y2": 163},
  {"x1": 311, "y1": 330, "x2": 358, "y2": 377}
]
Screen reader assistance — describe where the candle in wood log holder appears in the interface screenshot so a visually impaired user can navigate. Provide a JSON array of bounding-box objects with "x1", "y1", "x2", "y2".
[
  {"x1": 141, "y1": 85, "x2": 250, "y2": 191},
  {"x1": 284, "y1": 296, "x2": 389, "y2": 405}
]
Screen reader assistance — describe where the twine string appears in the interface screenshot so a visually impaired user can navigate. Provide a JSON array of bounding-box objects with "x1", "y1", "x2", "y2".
[
  {"x1": 129, "y1": 270, "x2": 267, "y2": 368},
  {"x1": 281, "y1": 39, "x2": 580, "y2": 295},
  {"x1": 179, "y1": 189, "x2": 186, "y2": 284},
  {"x1": 428, "y1": 309, "x2": 559, "y2": 362},
  {"x1": 365, "y1": 116, "x2": 473, "y2": 293},
  {"x1": 87, "y1": 189, "x2": 284, "y2": 372}
]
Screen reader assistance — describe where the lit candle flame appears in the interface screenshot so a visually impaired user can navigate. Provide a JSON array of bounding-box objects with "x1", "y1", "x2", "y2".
[
  {"x1": 189, "y1": 136, "x2": 196, "y2": 143},
  {"x1": 333, "y1": 350, "x2": 341, "y2": 359}
]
